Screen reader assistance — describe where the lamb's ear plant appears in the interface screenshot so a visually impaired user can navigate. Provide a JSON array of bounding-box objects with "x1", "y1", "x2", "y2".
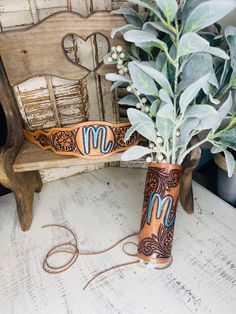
[{"x1": 105, "y1": 0, "x2": 236, "y2": 177}]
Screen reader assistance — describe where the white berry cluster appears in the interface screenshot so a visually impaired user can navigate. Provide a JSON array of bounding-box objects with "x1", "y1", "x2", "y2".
[
  {"x1": 107, "y1": 45, "x2": 128, "y2": 75},
  {"x1": 146, "y1": 129, "x2": 181, "y2": 164},
  {"x1": 126, "y1": 84, "x2": 150, "y2": 114},
  {"x1": 146, "y1": 131, "x2": 167, "y2": 163},
  {"x1": 108, "y1": 46, "x2": 151, "y2": 115}
]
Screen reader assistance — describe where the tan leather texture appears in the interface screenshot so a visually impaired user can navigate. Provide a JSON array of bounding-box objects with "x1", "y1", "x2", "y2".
[
  {"x1": 137, "y1": 162, "x2": 182, "y2": 265},
  {"x1": 23, "y1": 121, "x2": 142, "y2": 159}
]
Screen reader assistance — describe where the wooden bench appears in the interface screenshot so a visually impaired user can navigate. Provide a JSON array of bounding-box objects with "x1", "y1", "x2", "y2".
[
  {"x1": 0, "y1": 11, "x2": 126, "y2": 231},
  {"x1": 0, "y1": 11, "x2": 200, "y2": 232}
]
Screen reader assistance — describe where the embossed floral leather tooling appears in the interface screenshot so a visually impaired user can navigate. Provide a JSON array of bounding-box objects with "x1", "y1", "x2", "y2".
[
  {"x1": 137, "y1": 162, "x2": 182, "y2": 268},
  {"x1": 23, "y1": 121, "x2": 143, "y2": 159}
]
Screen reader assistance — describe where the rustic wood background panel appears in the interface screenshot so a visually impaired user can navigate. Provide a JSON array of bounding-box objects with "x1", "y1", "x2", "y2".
[
  {"x1": 0, "y1": 0, "x2": 130, "y2": 131},
  {"x1": 0, "y1": 168, "x2": 235, "y2": 313},
  {"x1": 14, "y1": 76, "x2": 88, "y2": 130}
]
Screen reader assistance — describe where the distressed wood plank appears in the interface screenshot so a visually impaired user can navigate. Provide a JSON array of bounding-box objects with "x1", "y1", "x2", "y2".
[
  {"x1": 0, "y1": 168, "x2": 235, "y2": 313},
  {"x1": 90, "y1": 0, "x2": 119, "y2": 123},
  {"x1": 0, "y1": 12, "x2": 33, "y2": 30},
  {"x1": 45, "y1": 75, "x2": 61, "y2": 127},
  {"x1": 35, "y1": 0, "x2": 68, "y2": 10},
  {"x1": 13, "y1": 140, "x2": 124, "y2": 172},
  {"x1": 14, "y1": 76, "x2": 88, "y2": 130},
  {"x1": 0, "y1": 0, "x2": 30, "y2": 12},
  {"x1": 39, "y1": 162, "x2": 105, "y2": 183},
  {"x1": 28, "y1": 0, "x2": 39, "y2": 24},
  {"x1": 37, "y1": 6, "x2": 69, "y2": 19}
]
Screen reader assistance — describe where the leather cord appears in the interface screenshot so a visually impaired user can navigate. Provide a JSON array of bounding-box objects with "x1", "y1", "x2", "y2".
[{"x1": 42, "y1": 224, "x2": 139, "y2": 290}]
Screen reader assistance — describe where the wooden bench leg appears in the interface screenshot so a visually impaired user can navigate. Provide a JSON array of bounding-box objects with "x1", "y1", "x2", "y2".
[
  {"x1": 180, "y1": 138, "x2": 201, "y2": 214},
  {"x1": 0, "y1": 60, "x2": 42, "y2": 230},
  {"x1": 0, "y1": 151, "x2": 42, "y2": 231},
  {"x1": 12, "y1": 171, "x2": 42, "y2": 231},
  {"x1": 180, "y1": 164, "x2": 196, "y2": 214}
]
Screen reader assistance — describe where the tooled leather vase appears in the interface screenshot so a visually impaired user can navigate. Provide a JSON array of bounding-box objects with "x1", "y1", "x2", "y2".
[{"x1": 137, "y1": 162, "x2": 182, "y2": 268}]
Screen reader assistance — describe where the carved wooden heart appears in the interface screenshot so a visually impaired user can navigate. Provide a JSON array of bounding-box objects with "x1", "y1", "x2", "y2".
[
  {"x1": 0, "y1": 11, "x2": 126, "y2": 85},
  {"x1": 63, "y1": 33, "x2": 110, "y2": 73}
]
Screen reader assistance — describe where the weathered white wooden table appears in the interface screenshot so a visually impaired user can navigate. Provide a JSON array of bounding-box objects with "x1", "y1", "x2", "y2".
[{"x1": 0, "y1": 167, "x2": 235, "y2": 314}]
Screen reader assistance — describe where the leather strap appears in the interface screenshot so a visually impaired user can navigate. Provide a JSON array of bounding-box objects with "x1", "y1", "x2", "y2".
[{"x1": 23, "y1": 121, "x2": 142, "y2": 159}]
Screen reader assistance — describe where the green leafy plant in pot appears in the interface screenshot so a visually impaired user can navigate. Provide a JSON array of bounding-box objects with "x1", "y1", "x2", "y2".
[
  {"x1": 214, "y1": 141, "x2": 236, "y2": 207},
  {"x1": 105, "y1": 0, "x2": 236, "y2": 269},
  {"x1": 213, "y1": 27, "x2": 236, "y2": 207}
]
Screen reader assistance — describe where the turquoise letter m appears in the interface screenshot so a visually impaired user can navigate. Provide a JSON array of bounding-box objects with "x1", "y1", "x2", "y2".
[
  {"x1": 82, "y1": 126, "x2": 113, "y2": 155},
  {"x1": 147, "y1": 193, "x2": 175, "y2": 228}
]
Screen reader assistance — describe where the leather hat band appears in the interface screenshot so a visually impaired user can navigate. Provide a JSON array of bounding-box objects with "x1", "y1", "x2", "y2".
[{"x1": 23, "y1": 121, "x2": 142, "y2": 159}]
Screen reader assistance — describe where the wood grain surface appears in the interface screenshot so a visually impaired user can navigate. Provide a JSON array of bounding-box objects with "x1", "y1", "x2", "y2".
[
  {"x1": 0, "y1": 168, "x2": 236, "y2": 314},
  {"x1": 13, "y1": 140, "x2": 123, "y2": 172},
  {"x1": 0, "y1": 61, "x2": 42, "y2": 231},
  {"x1": 0, "y1": 11, "x2": 125, "y2": 86}
]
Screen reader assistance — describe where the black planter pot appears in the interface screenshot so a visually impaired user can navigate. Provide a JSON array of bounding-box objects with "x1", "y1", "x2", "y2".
[{"x1": 214, "y1": 153, "x2": 236, "y2": 207}]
